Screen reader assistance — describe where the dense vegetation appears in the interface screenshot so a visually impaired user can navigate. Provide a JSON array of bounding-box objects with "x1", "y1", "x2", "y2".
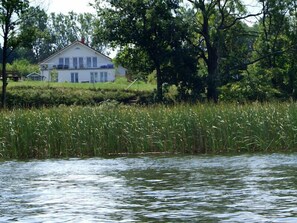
[
  {"x1": 2, "y1": 78, "x2": 155, "y2": 108},
  {"x1": 1, "y1": 103, "x2": 297, "y2": 160},
  {"x1": 1, "y1": 1, "x2": 297, "y2": 159},
  {"x1": 1, "y1": 0, "x2": 297, "y2": 106},
  {"x1": 95, "y1": 0, "x2": 297, "y2": 102}
]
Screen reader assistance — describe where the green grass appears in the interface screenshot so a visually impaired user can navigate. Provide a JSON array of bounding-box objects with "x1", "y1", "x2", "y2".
[
  {"x1": 0, "y1": 102, "x2": 297, "y2": 160},
  {"x1": 8, "y1": 77, "x2": 156, "y2": 92},
  {"x1": 3, "y1": 77, "x2": 154, "y2": 108}
]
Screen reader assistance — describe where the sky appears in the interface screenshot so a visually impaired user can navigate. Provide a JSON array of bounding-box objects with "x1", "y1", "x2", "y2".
[
  {"x1": 30, "y1": 0, "x2": 96, "y2": 14},
  {"x1": 32, "y1": 0, "x2": 261, "y2": 15}
]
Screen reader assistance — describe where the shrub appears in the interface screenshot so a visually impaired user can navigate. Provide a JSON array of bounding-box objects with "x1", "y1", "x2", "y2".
[{"x1": 2, "y1": 86, "x2": 152, "y2": 108}]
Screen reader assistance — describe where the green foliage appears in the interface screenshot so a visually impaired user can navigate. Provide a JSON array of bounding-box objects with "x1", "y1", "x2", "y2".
[
  {"x1": 1, "y1": 103, "x2": 297, "y2": 159},
  {"x1": 114, "y1": 46, "x2": 154, "y2": 80},
  {"x1": 18, "y1": 6, "x2": 51, "y2": 62},
  {"x1": 0, "y1": 0, "x2": 30, "y2": 108},
  {"x1": 49, "y1": 12, "x2": 104, "y2": 52},
  {"x1": 6, "y1": 59, "x2": 39, "y2": 77},
  {"x1": 249, "y1": 0, "x2": 297, "y2": 99},
  {"x1": 163, "y1": 84, "x2": 178, "y2": 103},
  {"x1": 220, "y1": 65, "x2": 281, "y2": 102},
  {"x1": 8, "y1": 77, "x2": 156, "y2": 91},
  {"x1": 50, "y1": 69, "x2": 58, "y2": 82},
  {"x1": 2, "y1": 84, "x2": 152, "y2": 108},
  {"x1": 3, "y1": 0, "x2": 297, "y2": 104},
  {"x1": 95, "y1": 0, "x2": 191, "y2": 100},
  {"x1": 147, "y1": 71, "x2": 157, "y2": 85},
  {"x1": 15, "y1": 9, "x2": 106, "y2": 63}
]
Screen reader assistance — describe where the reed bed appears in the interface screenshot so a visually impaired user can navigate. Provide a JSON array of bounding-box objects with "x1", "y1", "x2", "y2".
[{"x1": 0, "y1": 102, "x2": 297, "y2": 160}]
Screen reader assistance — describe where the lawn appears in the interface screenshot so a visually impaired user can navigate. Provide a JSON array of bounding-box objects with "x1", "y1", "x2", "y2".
[
  {"x1": 8, "y1": 77, "x2": 156, "y2": 92},
  {"x1": 2, "y1": 77, "x2": 154, "y2": 108}
]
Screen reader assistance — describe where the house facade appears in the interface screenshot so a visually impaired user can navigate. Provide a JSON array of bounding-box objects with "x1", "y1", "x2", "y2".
[{"x1": 39, "y1": 41, "x2": 126, "y2": 83}]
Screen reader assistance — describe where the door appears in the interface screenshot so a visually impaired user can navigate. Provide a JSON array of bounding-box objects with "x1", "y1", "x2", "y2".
[{"x1": 71, "y1": 73, "x2": 79, "y2": 83}]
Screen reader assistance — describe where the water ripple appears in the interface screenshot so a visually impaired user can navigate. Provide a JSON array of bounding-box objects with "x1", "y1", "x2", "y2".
[{"x1": 1, "y1": 154, "x2": 297, "y2": 222}]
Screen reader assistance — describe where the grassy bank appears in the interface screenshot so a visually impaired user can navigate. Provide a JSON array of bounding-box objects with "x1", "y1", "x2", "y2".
[
  {"x1": 3, "y1": 77, "x2": 155, "y2": 108},
  {"x1": 9, "y1": 77, "x2": 156, "y2": 91},
  {"x1": 0, "y1": 102, "x2": 297, "y2": 160},
  {"x1": 4, "y1": 85, "x2": 152, "y2": 108}
]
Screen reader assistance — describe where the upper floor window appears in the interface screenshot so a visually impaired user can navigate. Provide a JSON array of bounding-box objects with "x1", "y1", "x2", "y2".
[
  {"x1": 87, "y1": 57, "x2": 92, "y2": 68},
  {"x1": 65, "y1": 58, "x2": 70, "y2": 67},
  {"x1": 59, "y1": 58, "x2": 64, "y2": 65},
  {"x1": 79, "y1": 57, "x2": 84, "y2": 68},
  {"x1": 93, "y1": 57, "x2": 97, "y2": 68},
  {"x1": 73, "y1": 57, "x2": 78, "y2": 68}
]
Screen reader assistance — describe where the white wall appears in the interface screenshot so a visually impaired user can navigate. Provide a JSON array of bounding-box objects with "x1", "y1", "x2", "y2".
[
  {"x1": 40, "y1": 42, "x2": 119, "y2": 82},
  {"x1": 41, "y1": 69, "x2": 116, "y2": 83},
  {"x1": 58, "y1": 70, "x2": 115, "y2": 83},
  {"x1": 45, "y1": 43, "x2": 113, "y2": 69}
]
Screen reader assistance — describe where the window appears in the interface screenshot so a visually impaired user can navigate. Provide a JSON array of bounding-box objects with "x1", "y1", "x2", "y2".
[
  {"x1": 73, "y1": 57, "x2": 78, "y2": 68},
  {"x1": 87, "y1": 57, "x2": 92, "y2": 68},
  {"x1": 65, "y1": 58, "x2": 70, "y2": 66},
  {"x1": 59, "y1": 58, "x2": 64, "y2": 65},
  {"x1": 93, "y1": 57, "x2": 97, "y2": 68},
  {"x1": 71, "y1": 72, "x2": 79, "y2": 83},
  {"x1": 90, "y1": 72, "x2": 98, "y2": 83},
  {"x1": 100, "y1": 72, "x2": 103, "y2": 82},
  {"x1": 64, "y1": 58, "x2": 70, "y2": 69},
  {"x1": 58, "y1": 58, "x2": 64, "y2": 69},
  {"x1": 79, "y1": 57, "x2": 84, "y2": 68},
  {"x1": 100, "y1": 72, "x2": 108, "y2": 82}
]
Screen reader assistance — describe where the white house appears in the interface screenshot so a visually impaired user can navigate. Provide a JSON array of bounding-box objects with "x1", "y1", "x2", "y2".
[{"x1": 39, "y1": 41, "x2": 126, "y2": 83}]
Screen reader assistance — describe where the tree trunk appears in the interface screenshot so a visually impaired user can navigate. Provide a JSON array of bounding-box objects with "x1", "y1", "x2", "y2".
[
  {"x1": 200, "y1": 4, "x2": 219, "y2": 103},
  {"x1": 149, "y1": 52, "x2": 163, "y2": 102},
  {"x1": 1, "y1": 63, "x2": 8, "y2": 109},
  {"x1": 206, "y1": 47, "x2": 219, "y2": 103},
  {"x1": 155, "y1": 64, "x2": 163, "y2": 102},
  {"x1": 207, "y1": 67, "x2": 219, "y2": 102},
  {"x1": 1, "y1": 34, "x2": 8, "y2": 109}
]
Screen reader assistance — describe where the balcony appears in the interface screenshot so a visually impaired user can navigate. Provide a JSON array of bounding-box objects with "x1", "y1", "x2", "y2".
[
  {"x1": 57, "y1": 64, "x2": 69, "y2": 69},
  {"x1": 40, "y1": 63, "x2": 115, "y2": 70}
]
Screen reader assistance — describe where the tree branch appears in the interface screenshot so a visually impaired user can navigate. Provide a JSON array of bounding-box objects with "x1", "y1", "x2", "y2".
[
  {"x1": 221, "y1": 12, "x2": 262, "y2": 30},
  {"x1": 230, "y1": 45, "x2": 297, "y2": 71}
]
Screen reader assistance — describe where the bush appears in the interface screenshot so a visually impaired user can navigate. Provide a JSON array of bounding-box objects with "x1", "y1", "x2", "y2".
[{"x1": 2, "y1": 86, "x2": 152, "y2": 108}]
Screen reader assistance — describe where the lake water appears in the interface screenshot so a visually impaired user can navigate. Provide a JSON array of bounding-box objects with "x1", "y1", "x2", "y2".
[{"x1": 1, "y1": 154, "x2": 297, "y2": 222}]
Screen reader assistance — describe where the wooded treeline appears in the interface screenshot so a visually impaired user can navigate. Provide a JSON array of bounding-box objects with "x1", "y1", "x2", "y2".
[
  {"x1": 94, "y1": 0, "x2": 297, "y2": 102},
  {"x1": 2, "y1": 0, "x2": 297, "y2": 104},
  {"x1": 0, "y1": 7, "x2": 101, "y2": 64}
]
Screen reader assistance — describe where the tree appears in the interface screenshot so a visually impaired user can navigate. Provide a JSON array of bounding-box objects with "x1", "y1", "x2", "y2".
[
  {"x1": 0, "y1": 0, "x2": 29, "y2": 108},
  {"x1": 7, "y1": 59, "x2": 39, "y2": 77},
  {"x1": 18, "y1": 6, "x2": 52, "y2": 62},
  {"x1": 217, "y1": 0, "x2": 297, "y2": 101},
  {"x1": 114, "y1": 46, "x2": 155, "y2": 80},
  {"x1": 186, "y1": 0, "x2": 261, "y2": 102},
  {"x1": 94, "y1": 0, "x2": 184, "y2": 101},
  {"x1": 251, "y1": 0, "x2": 297, "y2": 98},
  {"x1": 48, "y1": 12, "x2": 104, "y2": 53}
]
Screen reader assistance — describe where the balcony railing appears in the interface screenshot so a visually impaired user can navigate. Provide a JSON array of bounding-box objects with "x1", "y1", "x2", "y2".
[{"x1": 40, "y1": 63, "x2": 114, "y2": 70}]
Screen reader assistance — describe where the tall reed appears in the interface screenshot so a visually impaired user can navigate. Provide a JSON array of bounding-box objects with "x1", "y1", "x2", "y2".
[{"x1": 0, "y1": 102, "x2": 297, "y2": 160}]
